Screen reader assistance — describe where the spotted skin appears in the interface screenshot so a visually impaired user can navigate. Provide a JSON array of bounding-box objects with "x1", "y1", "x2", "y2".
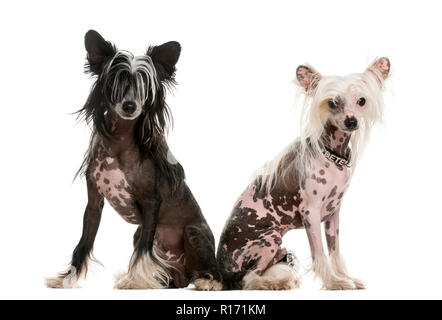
[
  {"x1": 80, "y1": 112, "x2": 220, "y2": 288},
  {"x1": 226, "y1": 57, "x2": 391, "y2": 290},
  {"x1": 217, "y1": 123, "x2": 350, "y2": 289},
  {"x1": 48, "y1": 31, "x2": 222, "y2": 290},
  {"x1": 92, "y1": 144, "x2": 140, "y2": 224}
]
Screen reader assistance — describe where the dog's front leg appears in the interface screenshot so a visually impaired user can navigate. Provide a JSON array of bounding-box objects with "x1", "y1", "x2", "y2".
[
  {"x1": 302, "y1": 208, "x2": 356, "y2": 290},
  {"x1": 325, "y1": 209, "x2": 365, "y2": 289},
  {"x1": 115, "y1": 197, "x2": 173, "y2": 289},
  {"x1": 135, "y1": 197, "x2": 162, "y2": 260},
  {"x1": 46, "y1": 179, "x2": 104, "y2": 288}
]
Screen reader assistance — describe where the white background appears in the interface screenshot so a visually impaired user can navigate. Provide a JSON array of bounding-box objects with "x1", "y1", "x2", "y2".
[{"x1": 1, "y1": 0, "x2": 441, "y2": 300}]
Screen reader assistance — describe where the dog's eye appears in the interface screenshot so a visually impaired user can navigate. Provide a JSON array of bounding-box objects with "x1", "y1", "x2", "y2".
[
  {"x1": 357, "y1": 97, "x2": 366, "y2": 106},
  {"x1": 328, "y1": 99, "x2": 338, "y2": 109}
]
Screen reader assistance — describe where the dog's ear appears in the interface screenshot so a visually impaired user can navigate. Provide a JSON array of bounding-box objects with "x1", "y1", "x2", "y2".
[
  {"x1": 84, "y1": 30, "x2": 117, "y2": 75},
  {"x1": 295, "y1": 65, "x2": 322, "y2": 93},
  {"x1": 366, "y1": 57, "x2": 390, "y2": 83},
  {"x1": 148, "y1": 41, "x2": 181, "y2": 80}
]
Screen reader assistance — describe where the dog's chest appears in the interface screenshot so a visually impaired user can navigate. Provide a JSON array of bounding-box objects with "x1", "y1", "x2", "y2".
[
  {"x1": 302, "y1": 160, "x2": 349, "y2": 220},
  {"x1": 90, "y1": 146, "x2": 140, "y2": 224}
]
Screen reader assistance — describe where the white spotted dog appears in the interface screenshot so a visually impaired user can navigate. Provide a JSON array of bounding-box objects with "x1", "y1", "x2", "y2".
[{"x1": 217, "y1": 58, "x2": 390, "y2": 290}]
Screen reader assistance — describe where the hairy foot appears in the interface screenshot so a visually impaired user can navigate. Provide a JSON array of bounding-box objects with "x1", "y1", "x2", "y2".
[
  {"x1": 323, "y1": 277, "x2": 357, "y2": 290},
  {"x1": 349, "y1": 277, "x2": 366, "y2": 289},
  {"x1": 194, "y1": 278, "x2": 223, "y2": 291},
  {"x1": 45, "y1": 275, "x2": 79, "y2": 289},
  {"x1": 244, "y1": 275, "x2": 299, "y2": 291}
]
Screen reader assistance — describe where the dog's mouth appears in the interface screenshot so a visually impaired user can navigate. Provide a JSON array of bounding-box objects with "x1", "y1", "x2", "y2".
[
  {"x1": 119, "y1": 112, "x2": 140, "y2": 120},
  {"x1": 343, "y1": 126, "x2": 359, "y2": 132},
  {"x1": 112, "y1": 103, "x2": 142, "y2": 120},
  {"x1": 333, "y1": 123, "x2": 359, "y2": 133}
]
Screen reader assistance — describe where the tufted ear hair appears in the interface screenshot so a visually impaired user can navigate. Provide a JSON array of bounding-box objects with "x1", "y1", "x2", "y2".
[
  {"x1": 365, "y1": 57, "x2": 390, "y2": 85},
  {"x1": 84, "y1": 30, "x2": 117, "y2": 75},
  {"x1": 148, "y1": 41, "x2": 181, "y2": 81},
  {"x1": 295, "y1": 65, "x2": 322, "y2": 94}
]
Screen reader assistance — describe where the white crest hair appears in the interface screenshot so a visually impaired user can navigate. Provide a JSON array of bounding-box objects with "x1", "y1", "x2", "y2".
[
  {"x1": 102, "y1": 50, "x2": 158, "y2": 104},
  {"x1": 255, "y1": 59, "x2": 388, "y2": 193}
]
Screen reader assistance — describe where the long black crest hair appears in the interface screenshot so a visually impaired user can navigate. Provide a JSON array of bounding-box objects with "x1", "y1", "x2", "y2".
[{"x1": 75, "y1": 30, "x2": 184, "y2": 190}]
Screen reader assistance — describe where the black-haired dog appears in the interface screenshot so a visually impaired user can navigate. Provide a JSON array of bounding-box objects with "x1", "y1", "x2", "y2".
[{"x1": 46, "y1": 30, "x2": 221, "y2": 290}]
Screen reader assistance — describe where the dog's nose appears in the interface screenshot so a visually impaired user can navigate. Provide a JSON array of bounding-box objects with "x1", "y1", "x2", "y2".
[
  {"x1": 344, "y1": 116, "x2": 358, "y2": 130},
  {"x1": 122, "y1": 101, "x2": 136, "y2": 115}
]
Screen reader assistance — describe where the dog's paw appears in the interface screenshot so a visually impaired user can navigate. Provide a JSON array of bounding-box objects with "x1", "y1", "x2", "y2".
[
  {"x1": 114, "y1": 275, "x2": 137, "y2": 290},
  {"x1": 323, "y1": 277, "x2": 357, "y2": 290},
  {"x1": 335, "y1": 274, "x2": 366, "y2": 290},
  {"x1": 114, "y1": 272, "x2": 150, "y2": 290},
  {"x1": 271, "y1": 276, "x2": 299, "y2": 290},
  {"x1": 194, "y1": 278, "x2": 223, "y2": 291},
  {"x1": 291, "y1": 275, "x2": 302, "y2": 289},
  {"x1": 45, "y1": 276, "x2": 65, "y2": 289},
  {"x1": 244, "y1": 275, "x2": 298, "y2": 291},
  {"x1": 45, "y1": 275, "x2": 79, "y2": 289},
  {"x1": 350, "y1": 277, "x2": 366, "y2": 290}
]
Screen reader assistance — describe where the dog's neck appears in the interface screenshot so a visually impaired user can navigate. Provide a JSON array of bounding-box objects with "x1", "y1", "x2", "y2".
[
  {"x1": 101, "y1": 111, "x2": 137, "y2": 153},
  {"x1": 320, "y1": 122, "x2": 351, "y2": 158}
]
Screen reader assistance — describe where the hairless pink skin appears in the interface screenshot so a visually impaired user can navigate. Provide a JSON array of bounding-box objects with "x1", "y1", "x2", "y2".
[
  {"x1": 83, "y1": 114, "x2": 218, "y2": 288},
  {"x1": 217, "y1": 123, "x2": 360, "y2": 289},
  {"x1": 93, "y1": 144, "x2": 140, "y2": 224},
  {"x1": 218, "y1": 58, "x2": 390, "y2": 290}
]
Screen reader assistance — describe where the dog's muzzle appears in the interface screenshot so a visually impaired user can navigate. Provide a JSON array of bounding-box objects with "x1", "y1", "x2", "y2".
[
  {"x1": 122, "y1": 101, "x2": 137, "y2": 115},
  {"x1": 344, "y1": 116, "x2": 358, "y2": 131}
]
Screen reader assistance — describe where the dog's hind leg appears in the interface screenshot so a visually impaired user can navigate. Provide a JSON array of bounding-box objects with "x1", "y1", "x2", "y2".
[
  {"x1": 241, "y1": 242, "x2": 300, "y2": 291},
  {"x1": 324, "y1": 209, "x2": 365, "y2": 289},
  {"x1": 115, "y1": 198, "x2": 173, "y2": 289},
  {"x1": 46, "y1": 179, "x2": 104, "y2": 288},
  {"x1": 184, "y1": 224, "x2": 222, "y2": 291},
  {"x1": 244, "y1": 260, "x2": 301, "y2": 291}
]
